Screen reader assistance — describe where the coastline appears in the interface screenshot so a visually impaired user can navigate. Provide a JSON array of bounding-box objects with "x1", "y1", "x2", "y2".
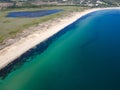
[{"x1": 0, "y1": 7, "x2": 119, "y2": 70}]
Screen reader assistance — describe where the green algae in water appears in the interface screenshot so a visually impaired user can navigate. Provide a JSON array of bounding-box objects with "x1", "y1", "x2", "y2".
[{"x1": 1, "y1": 9, "x2": 120, "y2": 90}]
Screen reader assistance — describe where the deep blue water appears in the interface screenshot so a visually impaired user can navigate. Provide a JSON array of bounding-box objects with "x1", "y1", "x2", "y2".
[
  {"x1": 6, "y1": 9, "x2": 62, "y2": 18},
  {"x1": 0, "y1": 9, "x2": 120, "y2": 90}
]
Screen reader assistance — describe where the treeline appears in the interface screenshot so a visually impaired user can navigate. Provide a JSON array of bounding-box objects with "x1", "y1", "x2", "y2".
[
  {"x1": 0, "y1": 0, "x2": 119, "y2": 7},
  {"x1": 0, "y1": 0, "x2": 120, "y2": 5},
  {"x1": 0, "y1": 0, "x2": 11, "y2": 2}
]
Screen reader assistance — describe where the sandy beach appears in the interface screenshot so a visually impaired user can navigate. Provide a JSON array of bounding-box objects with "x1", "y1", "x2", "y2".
[{"x1": 0, "y1": 7, "x2": 119, "y2": 70}]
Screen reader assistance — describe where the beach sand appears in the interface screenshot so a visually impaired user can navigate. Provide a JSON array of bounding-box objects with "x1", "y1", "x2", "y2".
[{"x1": 0, "y1": 7, "x2": 119, "y2": 70}]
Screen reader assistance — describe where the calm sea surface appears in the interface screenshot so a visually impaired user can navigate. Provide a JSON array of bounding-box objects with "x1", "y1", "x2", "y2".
[{"x1": 1, "y1": 9, "x2": 120, "y2": 90}]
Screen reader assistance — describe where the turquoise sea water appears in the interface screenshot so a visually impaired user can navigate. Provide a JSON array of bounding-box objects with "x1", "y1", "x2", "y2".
[{"x1": 1, "y1": 9, "x2": 120, "y2": 90}]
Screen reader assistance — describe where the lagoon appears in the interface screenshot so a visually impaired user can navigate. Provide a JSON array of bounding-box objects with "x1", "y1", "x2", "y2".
[
  {"x1": 6, "y1": 9, "x2": 62, "y2": 18},
  {"x1": 1, "y1": 9, "x2": 120, "y2": 90}
]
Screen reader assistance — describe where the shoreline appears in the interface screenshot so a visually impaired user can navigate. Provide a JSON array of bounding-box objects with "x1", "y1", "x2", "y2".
[{"x1": 0, "y1": 7, "x2": 120, "y2": 70}]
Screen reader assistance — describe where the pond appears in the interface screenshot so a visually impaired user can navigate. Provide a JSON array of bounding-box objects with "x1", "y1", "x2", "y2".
[{"x1": 6, "y1": 9, "x2": 63, "y2": 18}]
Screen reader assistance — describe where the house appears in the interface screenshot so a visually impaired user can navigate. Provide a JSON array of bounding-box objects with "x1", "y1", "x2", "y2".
[{"x1": 0, "y1": 2, "x2": 13, "y2": 10}]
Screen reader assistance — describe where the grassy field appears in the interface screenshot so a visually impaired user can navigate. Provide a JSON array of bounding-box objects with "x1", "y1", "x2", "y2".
[{"x1": 0, "y1": 6, "x2": 88, "y2": 43}]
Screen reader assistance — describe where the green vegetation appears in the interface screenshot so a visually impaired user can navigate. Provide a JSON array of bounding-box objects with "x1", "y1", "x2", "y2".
[
  {"x1": 0, "y1": 6, "x2": 87, "y2": 43},
  {"x1": 0, "y1": 0, "x2": 119, "y2": 7}
]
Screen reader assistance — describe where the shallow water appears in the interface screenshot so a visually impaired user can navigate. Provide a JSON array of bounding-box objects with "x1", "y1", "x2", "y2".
[
  {"x1": 1, "y1": 9, "x2": 120, "y2": 90},
  {"x1": 7, "y1": 9, "x2": 62, "y2": 18}
]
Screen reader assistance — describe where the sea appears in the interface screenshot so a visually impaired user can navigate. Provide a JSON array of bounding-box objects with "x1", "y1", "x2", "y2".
[{"x1": 0, "y1": 9, "x2": 120, "y2": 90}]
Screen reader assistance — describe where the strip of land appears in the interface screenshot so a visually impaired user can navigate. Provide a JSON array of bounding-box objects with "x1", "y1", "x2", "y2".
[{"x1": 0, "y1": 7, "x2": 119, "y2": 70}]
